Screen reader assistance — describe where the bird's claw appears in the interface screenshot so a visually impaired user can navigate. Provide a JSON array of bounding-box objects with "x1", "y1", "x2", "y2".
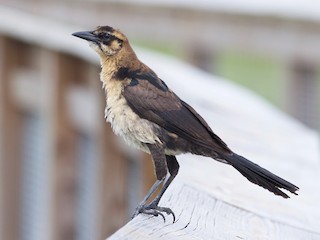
[{"x1": 132, "y1": 204, "x2": 176, "y2": 223}]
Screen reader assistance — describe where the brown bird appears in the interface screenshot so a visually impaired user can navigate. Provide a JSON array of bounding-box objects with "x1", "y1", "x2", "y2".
[{"x1": 72, "y1": 26, "x2": 299, "y2": 222}]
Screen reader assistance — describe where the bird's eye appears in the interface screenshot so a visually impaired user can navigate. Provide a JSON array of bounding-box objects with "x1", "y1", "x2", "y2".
[{"x1": 98, "y1": 32, "x2": 112, "y2": 41}]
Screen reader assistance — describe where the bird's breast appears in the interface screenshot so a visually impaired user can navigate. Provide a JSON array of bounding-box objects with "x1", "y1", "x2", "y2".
[{"x1": 103, "y1": 79, "x2": 161, "y2": 152}]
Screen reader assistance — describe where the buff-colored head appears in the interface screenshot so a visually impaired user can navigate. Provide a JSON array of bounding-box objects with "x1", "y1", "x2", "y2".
[{"x1": 73, "y1": 26, "x2": 128, "y2": 58}]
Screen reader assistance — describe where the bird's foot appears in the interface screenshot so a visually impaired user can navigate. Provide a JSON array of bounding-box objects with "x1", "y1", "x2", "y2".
[{"x1": 132, "y1": 203, "x2": 176, "y2": 223}]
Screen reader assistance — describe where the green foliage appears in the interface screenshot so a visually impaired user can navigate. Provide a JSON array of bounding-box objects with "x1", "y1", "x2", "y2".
[{"x1": 216, "y1": 51, "x2": 287, "y2": 109}]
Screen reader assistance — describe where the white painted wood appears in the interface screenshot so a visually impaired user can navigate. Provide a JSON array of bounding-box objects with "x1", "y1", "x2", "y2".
[
  {"x1": 110, "y1": 181, "x2": 320, "y2": 240},
  {"x1": 110, "y1": 0, "x2": 320, "y2": 22}
]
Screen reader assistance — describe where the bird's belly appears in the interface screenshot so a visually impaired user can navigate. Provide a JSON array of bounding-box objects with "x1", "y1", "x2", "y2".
[{"x1": 105, "y1": 96, "x2": 161, "y2": 153}]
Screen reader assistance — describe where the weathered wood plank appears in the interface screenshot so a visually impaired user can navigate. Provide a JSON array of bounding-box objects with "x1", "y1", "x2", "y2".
[{"x1": 109, "y1": 180, "x2": 320, "y2": 239}]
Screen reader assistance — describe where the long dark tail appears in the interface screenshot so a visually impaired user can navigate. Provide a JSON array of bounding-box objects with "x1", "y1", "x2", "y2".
[{"x1": 223, "y1": 153, "x2": 299, "y2": 198}]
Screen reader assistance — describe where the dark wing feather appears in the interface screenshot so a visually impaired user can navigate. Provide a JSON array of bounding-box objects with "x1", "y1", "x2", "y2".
[
  {"x1": 122, "y1": 70, "x2": 299, "y2": 199},
  {"x1": 123, "y1": 73, "x2": 231, "y2": 154}
]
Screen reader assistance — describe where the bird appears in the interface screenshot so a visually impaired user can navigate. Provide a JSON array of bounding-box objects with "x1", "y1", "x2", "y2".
[{"x1": 72, "y1": 26, "x2": 299, "y2": 222}]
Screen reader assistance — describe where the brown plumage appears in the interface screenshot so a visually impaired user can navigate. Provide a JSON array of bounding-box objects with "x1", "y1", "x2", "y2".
[{"x1": 72, "y1": 26, "x2": 299, "y2": 222}]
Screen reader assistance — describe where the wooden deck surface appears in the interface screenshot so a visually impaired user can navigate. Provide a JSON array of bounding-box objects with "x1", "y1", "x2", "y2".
[{"x1": 109, "y1": 182, "x2": 319, "y2": 239}]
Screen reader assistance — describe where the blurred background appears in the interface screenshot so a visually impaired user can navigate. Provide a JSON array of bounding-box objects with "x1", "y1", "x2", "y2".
[{"x1": 0, "y1": 1, "x2": 319, "y2": 240}]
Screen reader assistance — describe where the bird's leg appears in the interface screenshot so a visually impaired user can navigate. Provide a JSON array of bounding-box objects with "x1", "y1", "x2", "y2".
[
  {"x1": 131, "y1": 177, "x2": 165, "y2": 219},
  {"x1": 139, "y1": 178, "x2": 164, "y2": 206},
  {"x1": 143, "y1": 156, "x2": 179, "y2": 222},
  {"x1": 132, "y1": 144, "x2": 174, "y2": 221},
  {"x1": 145, "y1": 156, "x2": 179, "y2": 207},
  {"x1": 132, "y1": 153, "x2": 179, "y2": 222}
]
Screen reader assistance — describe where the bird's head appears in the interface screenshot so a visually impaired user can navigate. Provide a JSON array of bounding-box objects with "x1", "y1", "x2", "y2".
[{"x1": 72, "y1": 26, "x2": 128, "y2": 58}]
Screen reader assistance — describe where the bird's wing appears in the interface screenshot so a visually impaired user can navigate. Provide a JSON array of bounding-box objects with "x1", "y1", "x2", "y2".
[{"x1": 123, "y1": 72, "x2": 231, "y2": 154}]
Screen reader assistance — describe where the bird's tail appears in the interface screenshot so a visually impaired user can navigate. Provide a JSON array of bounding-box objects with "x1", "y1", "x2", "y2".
[{"x1": 223, "y1": 153, "x2": 299, "y2": 198}]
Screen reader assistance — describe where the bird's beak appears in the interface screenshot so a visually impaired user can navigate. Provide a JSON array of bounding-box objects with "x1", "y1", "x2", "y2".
[{"x1": 72, "y1": 31, "x2": 98, "y2": 42}]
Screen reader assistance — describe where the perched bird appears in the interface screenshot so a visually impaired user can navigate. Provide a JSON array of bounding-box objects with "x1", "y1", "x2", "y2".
[{"x1": 72, "y1": 26, "x2": 299, "y2": 222}]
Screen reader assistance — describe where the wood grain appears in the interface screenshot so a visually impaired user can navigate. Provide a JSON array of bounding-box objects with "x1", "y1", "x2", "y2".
[{"x1": 109, "y1": 181, "x2": 320, "y2": 239}]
